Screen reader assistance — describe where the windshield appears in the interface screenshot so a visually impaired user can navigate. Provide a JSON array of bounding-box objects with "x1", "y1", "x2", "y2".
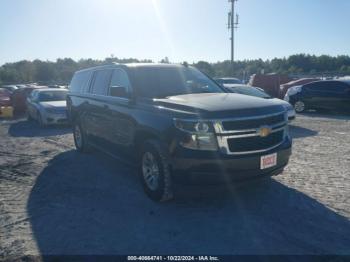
[
  {"x1": 38, "y1": 91, "x2": 67, "y2": 102},
  {"x1": 132, "y1": 66, "x2": 224, "y2": 98},
  {"x1": 227, "y1": 86, "x2": 270, "y2": 98}
]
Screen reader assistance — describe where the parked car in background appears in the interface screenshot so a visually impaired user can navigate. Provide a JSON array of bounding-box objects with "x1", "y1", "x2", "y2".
[
  {"x1": 214, "y1": 77, "x2": 242, "y2": 86},
  {"x1": 27, "y1": 88, "x2": 68, "y2": 126},
  {"x1": 1, "y1": 85, "x2": 18, "y2": 93},
  {"x1": 280, "y1": 78, "x2": 319, "y2": 99},
  {"x1": 68, "y1": 63, "x2": 292, "y2": 201},
  {"x1": 0, "y1": 88, "x2": 12, "y2": 107},
  {"x1": 224, "y1": 84, "x2": 295, "y2": 121},
  {"x1": 285, "y1": 80, "x2": 350, "y2": 113}
]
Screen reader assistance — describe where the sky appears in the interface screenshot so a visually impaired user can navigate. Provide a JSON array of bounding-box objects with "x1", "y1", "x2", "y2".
[{"x1": 0, "y1": 0, "x2": 350, "y2": 65}]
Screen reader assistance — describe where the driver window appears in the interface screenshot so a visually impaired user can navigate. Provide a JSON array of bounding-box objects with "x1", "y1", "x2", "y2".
[{"x1": 109, "y1": 69, "x2": 131, "y2": 98}]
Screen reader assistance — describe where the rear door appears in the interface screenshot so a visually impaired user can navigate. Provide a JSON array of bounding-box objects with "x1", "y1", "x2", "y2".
[{"x1": 84, "y1": 69, "x2": 112, "y2": 143}]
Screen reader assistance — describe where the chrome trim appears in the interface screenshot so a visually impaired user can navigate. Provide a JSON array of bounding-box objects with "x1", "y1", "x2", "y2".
[
  {"x1": 214, "y1": 120, "x2": 287, "y2": 135},
  {"x1": 219, "y1": 126, "x2": 286, "y2": 139},
  {"x1": 217, "y1": 137, "x2": 285, "y2": 155}
]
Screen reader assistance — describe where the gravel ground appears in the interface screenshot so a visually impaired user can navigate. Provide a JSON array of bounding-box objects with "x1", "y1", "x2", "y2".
[{"x1": 0, "y1": 114, "x2": 349, "y2": 257}]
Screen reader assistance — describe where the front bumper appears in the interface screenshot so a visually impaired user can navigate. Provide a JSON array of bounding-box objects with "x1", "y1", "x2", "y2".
[
  {"x1": 171, "y1": 137, "x2": 292, "y2": 183},
  {"x1": 42, "y1": 111, "x2": 68, "y2": 125}
]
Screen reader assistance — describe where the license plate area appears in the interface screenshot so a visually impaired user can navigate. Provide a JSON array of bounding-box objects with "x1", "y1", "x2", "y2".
[{"x1": 260, "y1": 153, "x2": 277, "y2": 170}]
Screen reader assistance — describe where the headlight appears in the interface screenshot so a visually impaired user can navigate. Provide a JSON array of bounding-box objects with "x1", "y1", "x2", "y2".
[{"x1": 174, "y1": 119, "x2": 218, "y2": 151}]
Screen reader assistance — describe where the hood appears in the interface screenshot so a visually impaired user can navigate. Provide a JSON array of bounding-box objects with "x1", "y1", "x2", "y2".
[
  {"x1": 39, "y1": 100, "x2": 66, "y2": 109},
  {"x1": 270, "y1": 98, "x2": 293, "y2": 110},
  {"x1": 154, "y1": 93, "x2": 285, "y2": 118}
]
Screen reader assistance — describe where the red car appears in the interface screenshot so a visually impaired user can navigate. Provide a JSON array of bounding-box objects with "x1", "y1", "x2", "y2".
[{"x1": 0, "y1": 88, "x2": 12, "y2": 107}]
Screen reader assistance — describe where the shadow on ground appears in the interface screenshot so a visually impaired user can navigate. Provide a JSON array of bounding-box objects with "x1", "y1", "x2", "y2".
[
  {"x1": 8, "y1": 119, "x2": 71, "y2": 137},
  {"x1": 27, "y1": 150, "x2": 350, "y2": 255},
  {"x1": 289, "y1": 125, "x2": 318, "y2": 139}
]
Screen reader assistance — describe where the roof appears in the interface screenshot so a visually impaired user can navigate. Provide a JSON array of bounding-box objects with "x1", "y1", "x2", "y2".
[{"x1": 76, "y1": 63, "x2": 186, "y2": 74}]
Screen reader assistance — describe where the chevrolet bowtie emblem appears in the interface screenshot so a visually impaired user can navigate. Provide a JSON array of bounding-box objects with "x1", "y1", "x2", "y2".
[{"x1": 258, "y1": 126, "x2": 272, "y2": 137}]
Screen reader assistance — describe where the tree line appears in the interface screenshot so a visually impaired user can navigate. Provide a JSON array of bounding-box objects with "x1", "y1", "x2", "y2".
[{"x1": 1, "y1": 54, "x2": 350, "y2": 85}]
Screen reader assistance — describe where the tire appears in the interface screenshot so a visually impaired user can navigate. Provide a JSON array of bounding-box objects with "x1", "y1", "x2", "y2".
[
  {"x1": 139, "y1": 140, "x2": 174, "y2": 202},
  {"x1": 294, "y1": 100, "x2": 306, "y2": 113},
  {"x1": 73, "y1": 122, "x2": 91, "y2": 153}
]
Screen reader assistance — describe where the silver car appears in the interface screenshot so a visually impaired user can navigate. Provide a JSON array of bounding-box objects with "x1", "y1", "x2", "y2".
[
  {"x1": 27, "y1": 88, "x2": 68, "y2": 126},
  {"x1": 223, "y1": 84, "x2": 296, "y2": 121}
]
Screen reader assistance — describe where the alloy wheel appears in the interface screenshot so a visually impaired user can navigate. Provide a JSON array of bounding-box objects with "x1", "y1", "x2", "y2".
[
  {"x1": 294, "y1": 101, "x2": 305, "y2": 113},
  {"x1": 142, "y1": 152, "x2": 160, "y2": 191}
]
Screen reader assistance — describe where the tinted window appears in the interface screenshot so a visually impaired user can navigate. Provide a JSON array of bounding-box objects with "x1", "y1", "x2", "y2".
[
  {"x1": 132, "y1": 66, "x2": 223, "y2": 98},
  {"x1": 38, "y1": 91, "x2": 68, "y2": 102},
  {"x1": 304, "y1": 82, "x2": 327, "y2": 92},
  {"x1": 91, "y1": 70, "x2": 112, "y2": 95},
  {"x1": 109, "y1": 69, "x2": 131, "y2": 97},
  {"x1": 69, "y1": 71, "x2": 92, "y2": 93}
]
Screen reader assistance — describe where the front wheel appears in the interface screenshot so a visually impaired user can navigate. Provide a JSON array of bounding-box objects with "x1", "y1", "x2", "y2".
[
  {"x1": 294, "y1": 100, "x2": 306, "y2": 113},
  {"x1": 73, "y1": 123, "x2": 91, "y2": 153},
  {"x1": 139, "y1": 140, "x2": 174, "y2": 202}
]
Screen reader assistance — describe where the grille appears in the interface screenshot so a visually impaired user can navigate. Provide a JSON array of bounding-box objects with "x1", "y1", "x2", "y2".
[
  {"x1": 222, "y1": 113, "x2": 285, "y2": 131},
  {"x1": 227, "y1": 130, "x2": 284, "y2": 153}
]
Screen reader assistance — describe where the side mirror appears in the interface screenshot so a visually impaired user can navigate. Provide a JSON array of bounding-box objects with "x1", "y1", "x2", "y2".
[{"x1": 110, "y1": 86, "x2": 128, "y2": 98}]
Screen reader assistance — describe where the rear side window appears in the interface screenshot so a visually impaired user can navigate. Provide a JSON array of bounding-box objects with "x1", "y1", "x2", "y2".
[
  {"x1": 91, "y1": 70, "x2": 112, "y2": 95},
  {"x1": 69, "y1": 71, "x2": 92, "y2": 93}
]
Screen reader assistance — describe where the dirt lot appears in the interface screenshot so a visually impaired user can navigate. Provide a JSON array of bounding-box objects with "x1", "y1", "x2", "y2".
[{"x1": 0, "y1": 113, "x2": 349, "y2": 257}]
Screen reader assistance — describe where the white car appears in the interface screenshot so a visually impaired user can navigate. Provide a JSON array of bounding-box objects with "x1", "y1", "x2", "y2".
[{"x1": 26, "y1": 88, "x2": 68, "y2": 126}]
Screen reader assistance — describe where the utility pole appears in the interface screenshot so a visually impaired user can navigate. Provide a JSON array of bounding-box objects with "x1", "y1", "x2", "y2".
[{"x1": 228, "y1": 0, "x2": 239, "y2": 76}]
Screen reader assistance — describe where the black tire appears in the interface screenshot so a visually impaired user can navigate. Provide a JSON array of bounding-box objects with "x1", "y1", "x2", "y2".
[
  {"x1": 73, "y1": 122, "x2": 91, "y2": 153},
  {"x1": 139, "y1": 140, "x2": 174, "y2": 202}
]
